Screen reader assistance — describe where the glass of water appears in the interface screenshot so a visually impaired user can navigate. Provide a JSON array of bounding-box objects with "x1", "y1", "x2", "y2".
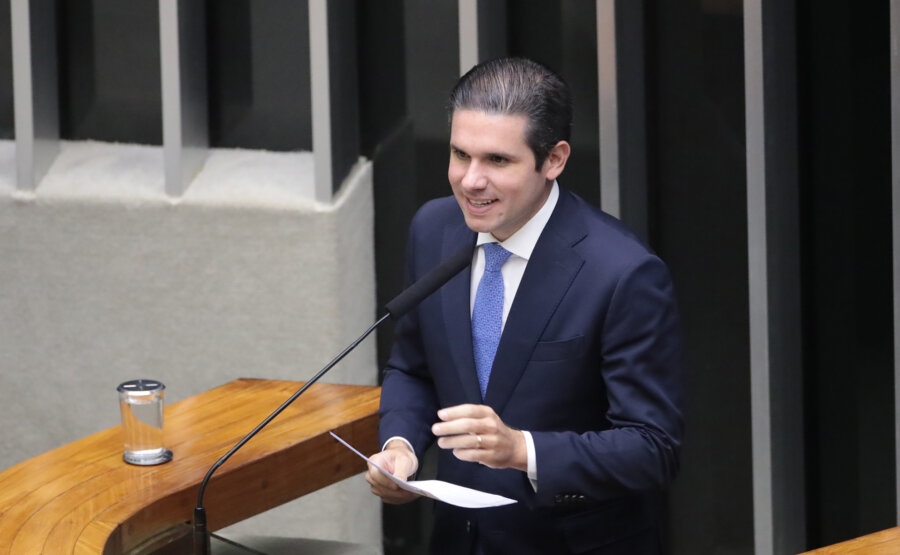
[{"x1": 117, "y1": 379, "x2": 173, "y2": 465}]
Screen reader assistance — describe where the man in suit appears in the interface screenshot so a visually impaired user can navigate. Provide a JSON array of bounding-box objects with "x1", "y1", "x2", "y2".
[{"x1": 366, "y1": 57, "x2": 684, "y2": 555}]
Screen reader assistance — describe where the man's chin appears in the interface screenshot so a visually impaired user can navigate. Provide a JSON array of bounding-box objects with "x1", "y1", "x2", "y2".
[{"x1": 462, "y1": 215, "x2": 495, "y2": 235}]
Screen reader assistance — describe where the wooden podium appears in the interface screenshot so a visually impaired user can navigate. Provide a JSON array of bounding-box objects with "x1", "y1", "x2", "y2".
[
  {"x1": 801, "y1": 527, "x2": 900, "y2": 554},
  {"x1": 0, "y1": 379, "x2": 381, "y2": 554}
]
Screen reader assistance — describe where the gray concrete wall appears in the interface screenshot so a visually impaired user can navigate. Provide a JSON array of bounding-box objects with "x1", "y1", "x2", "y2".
[{"x1": 0, "y1": 151, "x2": 380, "y2": 547}]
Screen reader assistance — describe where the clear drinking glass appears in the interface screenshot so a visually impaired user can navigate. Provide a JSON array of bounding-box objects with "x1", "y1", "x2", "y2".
[{"x1": 117, "y1": 379, "x2": 173, "y2": 465}]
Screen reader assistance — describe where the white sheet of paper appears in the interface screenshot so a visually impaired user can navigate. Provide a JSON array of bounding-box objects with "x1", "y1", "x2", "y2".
[{"x1": 330, "y1": 432, "x2": 517, "y2": 509}]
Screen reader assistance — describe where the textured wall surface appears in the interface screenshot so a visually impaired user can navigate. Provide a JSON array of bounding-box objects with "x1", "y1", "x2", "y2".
[{"x1": 0, "y1": 154, "x2": 380, "y2": 546}]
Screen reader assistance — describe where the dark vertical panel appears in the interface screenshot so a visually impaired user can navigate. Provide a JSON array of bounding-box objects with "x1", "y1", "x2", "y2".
[
  {"x1": 382, "y1": 7, "x2": 465, "y2": 552},
  {"x1": 507, "y1": 0, "x2": 599, "y2": 207},
  {"x1": 207, "y1": 0, "x2": 311, "y2": 151},
  {"x1": 358, "y1": 0, "x2": 415, "y2": 367},
  {"x1": 206, "y1": 1, "x2": 251, "y2": 147},
  {"x1": 616, "y1": 1, "x2": 649, "y2": 242},
  {"x1": 404, "y1": 0, "x2": 459, "y2": 205},
  {"x1": 371, "y1": 123, "x2": 417, "y2": 369},
  {"x1": 559, "y1": 1, "x2": 599, "y2": 208},
  {"x1": 647, "y1": 1, "x2": 754, "y2": 554},
  {"x1": 381, "y1": 4, "x2": 460, "y2": 551},
  {"x1": 799, "y1": 0, "x2": 895, "y2": 547},
  {"x1": 328, "y1": 2, "x2": 360, "y2": 191},
  {"x1": 0, "y1": 0, "x2": 12, "y2": 138},
  {"x1": 373, "y1": 122, "x2": 429, "y2": 555},
  {"x1": 506, "y1": 4, "x2": 562, "y2": 78},
  {"x1": 361, "y1": 1, "x2": 425, "y2": 553},
  {"x1": 477, "y1": 0, "x2": 508, "y2": 62},
  {"x1": 58, "y1": 0, "x2": 161, "y2": 144},
  {"x1": 358, "y1": 0, "x2": 407, "y2": 156}
]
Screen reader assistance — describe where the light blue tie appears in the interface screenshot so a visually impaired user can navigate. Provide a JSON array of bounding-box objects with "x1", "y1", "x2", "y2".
[{"x1": 472, "y1": 243, "x2": 512, "y2": 399}]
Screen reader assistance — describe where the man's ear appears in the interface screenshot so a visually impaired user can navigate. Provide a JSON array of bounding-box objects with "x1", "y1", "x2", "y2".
[{"x1": 542, "y1": 140, "x2": 571, "y2": 181}]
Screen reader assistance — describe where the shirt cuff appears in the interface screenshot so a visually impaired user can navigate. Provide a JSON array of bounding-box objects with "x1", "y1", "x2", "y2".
[
  {"x1": 522, "y1": 430, "x2": 538, "y2": 492},
  {"x1": 382, "y1": 436, "x2": 415, "y2": 454}
]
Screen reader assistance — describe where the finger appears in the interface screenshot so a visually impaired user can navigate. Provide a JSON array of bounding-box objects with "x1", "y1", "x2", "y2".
[
  {"x1": 367, "y1": 475, "x2": 395, "y2": 499},
  {"x1": 437, "y1": 404, "x2": 491, "y2": 421},
  {"x1": 392, "y1": 456, "x2": 415, "y2": 480},
  {"x1": 437, "y1": 432, "x2": 486, "y2": 450},
  {"x1": 368, "y1": 452, "x2": 395, "y2": 472},
  {"x1": 368, "y1": 473, "x2": 398, "y2": 493},
  {"x1": 369, "y1": 477, "x2": 414, "y2": 502},
  {"x1": 433, "y1": 414, "x2": 503, "y2": 437},
  {"x1": 367, "y1": 462, "x2": 401, "y2": 489},
  {"x1": 432, "y1": 417, "x2": 484, "y2": 437},
  {"x1": 367, "y1": 465, "x2": 418, "y2": 499},
  {"x1": 366, "y1": 469, "x2": 390, "y2": 490},
  {"x1": 451, "y1": 447, "x2": 494, "y2": 467},
  {"x1": 367, "y1": 457, "x2": 393, "y2": 479}
]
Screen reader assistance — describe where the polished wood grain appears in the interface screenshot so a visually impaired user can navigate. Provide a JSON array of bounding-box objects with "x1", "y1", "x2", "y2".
[
  {"x1": 0, "y1": 379, "x2": 381, "y2": 554},
  {"x1": 802, "y1": 527, "x2": 900, "y2": 554}
]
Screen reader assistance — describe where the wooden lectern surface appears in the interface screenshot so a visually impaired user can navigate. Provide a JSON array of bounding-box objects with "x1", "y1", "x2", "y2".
[
  {"x1": 802, "y1": 527, "x2": 900, "y2": 554},
  {"x1": 0, "y1": 379, "x2": 381, "y2": 554}
]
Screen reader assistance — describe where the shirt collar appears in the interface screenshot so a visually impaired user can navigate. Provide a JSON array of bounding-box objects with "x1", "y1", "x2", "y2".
[{"x1": 476, "y1": 181, "x2": 559, "y2": 261}]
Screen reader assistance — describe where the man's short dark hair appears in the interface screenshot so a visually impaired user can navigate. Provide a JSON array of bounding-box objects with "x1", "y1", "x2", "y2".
[{"x1": 448, "y1": 57, "x2": 572, "y2": 170}]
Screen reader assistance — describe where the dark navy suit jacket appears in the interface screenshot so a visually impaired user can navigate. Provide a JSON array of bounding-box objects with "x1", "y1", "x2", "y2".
[{"x1": 379, "y1": 188, "x2": 684, "y2": 555}]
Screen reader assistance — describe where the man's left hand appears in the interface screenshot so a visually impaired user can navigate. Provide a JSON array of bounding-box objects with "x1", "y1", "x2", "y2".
[{"x1": 432, "y1": 404, "x2": 527, "y2": 471}]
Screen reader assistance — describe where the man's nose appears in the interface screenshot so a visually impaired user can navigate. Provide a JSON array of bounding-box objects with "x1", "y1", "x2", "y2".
[{"x1": 461, "y1": 161, "x2": 487, "y2": 190}]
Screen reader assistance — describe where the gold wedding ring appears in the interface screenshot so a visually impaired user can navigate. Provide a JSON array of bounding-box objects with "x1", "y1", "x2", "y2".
[{"x1": 476, "y1": 434, "x2": 483, "y2": 448}]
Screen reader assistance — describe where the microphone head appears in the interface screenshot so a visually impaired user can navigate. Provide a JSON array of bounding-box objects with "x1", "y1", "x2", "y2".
[{"x1": 384, "y1": 243, "x2": 474, "y2": 319}]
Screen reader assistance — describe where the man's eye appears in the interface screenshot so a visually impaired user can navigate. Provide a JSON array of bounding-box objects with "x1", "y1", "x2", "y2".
[
  {"x1": 453, "y1": 149, "x2": 469, "y2": 160},
  {"x1": 490, "y1": 155, "x2": 508, "y2": 164}
]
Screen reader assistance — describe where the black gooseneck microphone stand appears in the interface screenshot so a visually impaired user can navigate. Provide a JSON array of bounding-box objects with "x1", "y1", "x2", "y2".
[{"x1": 193, "y1": 244, "x2": 474, "y2": 554}]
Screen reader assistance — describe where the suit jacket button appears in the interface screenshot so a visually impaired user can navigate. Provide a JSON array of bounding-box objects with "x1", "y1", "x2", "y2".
[{"x1": 554, "y1": 494, "x2": 563, "y2": 504}]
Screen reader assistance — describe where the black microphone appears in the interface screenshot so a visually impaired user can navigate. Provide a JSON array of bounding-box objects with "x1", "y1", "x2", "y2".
[
  {"x1": 384, "y1": 241, "x2": 474, "y2": 318},
  {"x1": 193, "y1": 242, "x2": 474, "y2": 554}
]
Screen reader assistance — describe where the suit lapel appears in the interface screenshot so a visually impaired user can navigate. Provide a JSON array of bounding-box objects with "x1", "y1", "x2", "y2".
[
  {"x1": 441, "y1": 222, "x2": 482, "y2": 405},
  {"x1": 484, "y1": 190, "x2": 587, "y2": 415}
]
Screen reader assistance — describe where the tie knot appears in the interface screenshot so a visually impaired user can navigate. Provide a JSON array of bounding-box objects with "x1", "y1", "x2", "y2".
[{"x1": 482, "y1": 243, "x2": 512, "y2": 273}]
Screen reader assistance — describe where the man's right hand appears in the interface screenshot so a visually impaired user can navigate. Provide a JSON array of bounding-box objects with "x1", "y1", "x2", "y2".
[{"x1": 365, "y1": 440, "x2": 420, "y2": 504}]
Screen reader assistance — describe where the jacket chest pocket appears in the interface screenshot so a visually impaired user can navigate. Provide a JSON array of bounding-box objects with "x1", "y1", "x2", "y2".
[{"x1": 531, "y1": 335, "x2": 585, "y2": 362}]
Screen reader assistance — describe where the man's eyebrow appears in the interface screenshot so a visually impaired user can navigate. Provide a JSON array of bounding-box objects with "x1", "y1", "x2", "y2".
[{"x1": 450, "y1": 144, "x2": 516, "y2": 160}]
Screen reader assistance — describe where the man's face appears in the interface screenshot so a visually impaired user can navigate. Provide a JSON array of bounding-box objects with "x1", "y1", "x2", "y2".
[{"x1": 448, "y1": 110, "x2": 556, "y2": 242}]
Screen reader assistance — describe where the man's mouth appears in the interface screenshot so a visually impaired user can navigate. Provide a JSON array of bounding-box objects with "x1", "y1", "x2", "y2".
[{"x1": 469, "y1": 199, "x2": 496, "y2": 207}]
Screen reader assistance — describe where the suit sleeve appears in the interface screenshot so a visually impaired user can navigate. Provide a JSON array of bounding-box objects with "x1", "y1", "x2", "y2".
[
  {"x1": 530, "y1": 254, "x2": 684, "y2": 505},
  {"x1": 377, "y1": 214, "x2": 441, "y2": 462}
]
